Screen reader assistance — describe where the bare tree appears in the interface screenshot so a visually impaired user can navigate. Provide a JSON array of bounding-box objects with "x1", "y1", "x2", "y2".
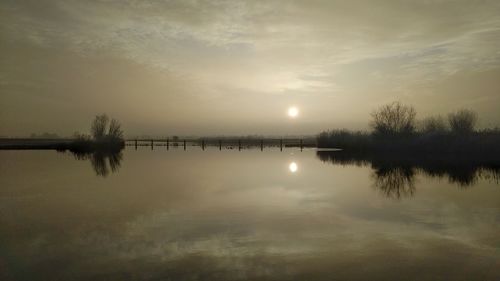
[
  {"x1": 91, "y1": 114, "x2": 109, "y2": 140},
  {"x1": 448, "y1": 109, "x2": 477, "y2": 134},
  {"x1": 108, "y1": 118, "x2": 124, "y2": 140},
  {"x1": 420, "y1": 115, "x2": 447, "y2": 134},
  {"x1": 370, "y1": 102, "x2": 416, "y2": 136}
]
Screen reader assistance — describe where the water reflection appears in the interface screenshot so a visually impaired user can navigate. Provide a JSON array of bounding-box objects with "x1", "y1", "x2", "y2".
[
  {"x1": 317, "y1": 151, "x2": 500, "y2": 199},
  {"x1": 1, "y1": 149, "x2": 499, "y2": 280},
  {"x1": 373, "y1": 165, "x2": 416, "y2": 199},
  {"x1": 70, "y1": 150, "x2": 123, "y2": 177}
]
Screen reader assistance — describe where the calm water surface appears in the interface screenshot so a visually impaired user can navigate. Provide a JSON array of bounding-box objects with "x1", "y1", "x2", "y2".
[{"x1": 0, "y1": 148, "x2": 499, "y2": 281}]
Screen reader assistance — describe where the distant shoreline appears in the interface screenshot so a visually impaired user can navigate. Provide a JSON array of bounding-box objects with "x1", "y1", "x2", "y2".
[
  {"x1": 0, "y1": 137, "x2": 316, "y2": 150},
  {"x1": 3, "y1": 133, "x2": 500, "y2": 156},
  {"x1": 0, "y1": 138, "x2": 74, "y2": 150},
  {"x1": 0, "y1": 138, "x2": 124, "y2": 152}
]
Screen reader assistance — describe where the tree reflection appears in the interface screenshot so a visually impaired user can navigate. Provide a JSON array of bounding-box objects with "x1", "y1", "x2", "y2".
[
  {"x1": 317, "y1": 150, "x2": 500, "y2": 199},
  {"x1": 373, "y1": 166, "x2": 415, "y2": 199},
  {"x1": 71, "y1": 150, "x2": 123, "y2": 177}
]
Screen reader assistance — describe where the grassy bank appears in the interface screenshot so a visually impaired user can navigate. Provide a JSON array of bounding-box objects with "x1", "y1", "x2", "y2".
[
  {"x1": 318, "y1": 102, "x2": 500, "y2": 154},
  {"x1": 317, "y1": 129, "x2": 500, "y2": 154}
]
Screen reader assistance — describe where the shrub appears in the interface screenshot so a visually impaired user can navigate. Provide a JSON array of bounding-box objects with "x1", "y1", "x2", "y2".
[
  {"x1": 419, "y1": 115, "x2": 447, "y2": 134},
  {"x1": 317, "y1": 129, "x2": 371, "y2": 149},
  {"x1": 370, "y1": 102, "x2": 416, "y2": 136},
  {"x1": 448, "y1": 109, "x2": 477, "y2": 134}
]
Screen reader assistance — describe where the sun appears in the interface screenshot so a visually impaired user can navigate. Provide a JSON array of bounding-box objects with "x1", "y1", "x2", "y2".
[
  {"x1": 289, "y1": 162, "x2": 298, "y2": 173},
  {"x1": 288, "y1": 106, "x2": 299, "y2": 118}
]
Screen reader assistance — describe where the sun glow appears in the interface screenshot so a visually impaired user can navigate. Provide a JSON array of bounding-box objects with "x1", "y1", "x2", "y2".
[
  {"x1": 288, "y1": 106, "x2": 299, "y2": 118},
  {"x1": 289, "y1": 162, "x2": 298, "y2": 173}
]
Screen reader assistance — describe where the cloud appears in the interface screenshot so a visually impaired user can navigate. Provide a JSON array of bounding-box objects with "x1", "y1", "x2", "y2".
[
  {"x1": 4, "y1": 1, "x2": 500, "y2": 72},
  {"x1": 1, "y1": 0, "x2": 500, "y2": 135}
]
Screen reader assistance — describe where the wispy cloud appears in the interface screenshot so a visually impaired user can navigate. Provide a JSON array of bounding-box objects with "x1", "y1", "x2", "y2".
[{"x1": 1, "y1": 0, "x2": 500, "y2": 135}]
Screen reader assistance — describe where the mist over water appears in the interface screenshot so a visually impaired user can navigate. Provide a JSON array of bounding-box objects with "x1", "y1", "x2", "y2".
[{"x1": 0, "y1": 148, "x2": 499, "y2": 281}]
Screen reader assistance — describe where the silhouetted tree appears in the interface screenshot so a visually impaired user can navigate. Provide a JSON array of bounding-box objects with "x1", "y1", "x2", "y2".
[
  {"x1": 370, "y1": 102, "x2": 416, "y2": 136},
  {"x1": 90, "y1": 114, "x2": 124, "y2": 141},
  {"x1": 91, "y1": 114, "x2": 109, "y2": 140},
  {"x1": 108, "y1": 118, "x2": 124, "y2": 140},
  {"x1": 448, "y1": 109, "x2": 477, "y2": 134}
]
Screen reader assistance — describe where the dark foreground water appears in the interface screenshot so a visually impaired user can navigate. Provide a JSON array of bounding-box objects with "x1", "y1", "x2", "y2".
[{"x1": 0, "y1": 148, "x2": 499, "y2": 281}]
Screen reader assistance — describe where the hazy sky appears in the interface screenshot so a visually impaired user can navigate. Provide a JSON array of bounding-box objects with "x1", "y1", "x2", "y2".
[{"x1": 1, "y1": 0, "x2": 500, "y2": 137}]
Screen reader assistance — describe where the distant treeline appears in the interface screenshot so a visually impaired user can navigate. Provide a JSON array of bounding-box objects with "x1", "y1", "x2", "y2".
[
  {"x1": 317, "y1": 102, "x2": 500, "y2": 153},
  {"x1": 29, "y1": 132, "x2": 61, "y2": 139}
]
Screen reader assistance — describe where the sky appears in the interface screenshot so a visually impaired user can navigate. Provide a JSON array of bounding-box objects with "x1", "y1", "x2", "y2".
[{"x1": 1, "y1": 0, "x2": 500, "y2": 137}]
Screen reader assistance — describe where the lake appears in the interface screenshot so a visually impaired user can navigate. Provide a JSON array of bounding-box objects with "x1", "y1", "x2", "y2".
[{"x1": 1, "y1": 147, "x2": 499, "y2": 281}]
